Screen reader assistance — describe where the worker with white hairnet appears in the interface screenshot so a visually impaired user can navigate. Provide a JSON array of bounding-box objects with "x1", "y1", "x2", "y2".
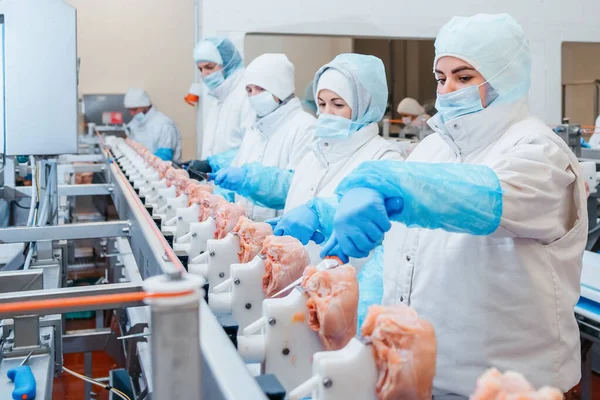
[
  {"x1": 396, "y1": 97, "x2": 433, "y2": 140},
  {"x1": 320, "y1": 14, "x2": 586, "y2": 396},
  {"x1": 187, "y1": 38, "x2": 254, "y2": 174},
  {"x1": 210, "y1": 53, "x2": 315, "y2": 221},
  {"x1": 213, "y1": 54, "x2": 405, "y2": 258},
  {"x1": 124, "y1": 88, "x2": 182, "y2": 161}
]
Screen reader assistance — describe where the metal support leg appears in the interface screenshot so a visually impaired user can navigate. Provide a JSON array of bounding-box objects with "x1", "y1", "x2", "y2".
[
  {"x1": 581, "y1": 339, "x2": 593, "y2": 400},
  {"x1": 96, "y1": 310, "x2": 103, "y2": 329},
  {"x1": 84, "y1": 352, "x2": 92, "y2": 400}
]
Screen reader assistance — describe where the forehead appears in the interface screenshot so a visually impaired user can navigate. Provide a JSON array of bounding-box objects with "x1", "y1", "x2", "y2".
[
  {"x1": 197, "y1": 61, "x2": 217, "y2": 68},
  {"x1": 435, "y1": 56, "x2": 475, "y2": 73},
  {"x1": 317, "y1": 89, "x2": 342, "y2": 100}
]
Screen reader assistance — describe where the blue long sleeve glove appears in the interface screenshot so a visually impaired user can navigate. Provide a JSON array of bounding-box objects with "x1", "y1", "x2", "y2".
[
  {"x1": 356, "y1": 245, "x2": 384, "y2": 335},
  {"x1": 323, "y1": 160, "x2": 503, "y2": 259},
  {"x1": 213, "y1": 167, "x2": 247, "y2": 191},
  {"x1": 269, "y1": 205, "x2": 325, "y2": 245},
  {"x1": 207, "y1": 148, "x2": 238, "y2": 172},
  {"x1": 236, "y1": 163, "x2": 294, "y2": 210},
  {"x1": 154, "y1": 148, "x2": 174, "y2": 161}
]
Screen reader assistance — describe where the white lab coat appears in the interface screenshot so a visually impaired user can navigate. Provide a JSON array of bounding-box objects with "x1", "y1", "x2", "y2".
[
  {"x1": 128, "y1": 107, "x2": 182, "y2": 160},
  {"x1": 231, "y1": 97, "x2": 315, "y2": 221},
  {"x1": 285, "y1": 123, "x2": 406, "y2": 264},
  {"x1": 200, "y1": 69, "x2": 255, "y2": 159},
  {"x1": 383, "y1": 99, "x2": 587, "y2": 395}
]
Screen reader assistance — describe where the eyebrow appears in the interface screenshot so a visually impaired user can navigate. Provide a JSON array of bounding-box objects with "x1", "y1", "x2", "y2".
[{"x1": 435, "y1": 66, "x2": 476, "y2": 75}]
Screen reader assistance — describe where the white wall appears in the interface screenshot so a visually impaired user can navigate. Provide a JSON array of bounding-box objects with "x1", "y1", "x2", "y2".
[
  {"x1": 67, "y1": 0, "x2": 197, "y2": 159},
  {"x1": 562, "y1": 42, "x2": 600, "y2": 127},
  {"x1": 200, "y1": 0, "x2": 600, "y2": 126}
]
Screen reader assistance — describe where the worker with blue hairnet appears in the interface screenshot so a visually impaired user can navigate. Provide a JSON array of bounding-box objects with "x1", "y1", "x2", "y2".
[
  {"x1": 213, "y1": 53, "x2": 405, "y2": 261},
  {"x1": 211, "y1": 53, "x2": 315, "y2": 221},
  {"x1": 186, "y1": 38, "x2": 254, "y2": 175},
  {"x1": 124, "y1": 88, "x2": 182, "y2": 161},
  {"x1": 320, "y1": 14, "x2": 586, "y2": 396}
]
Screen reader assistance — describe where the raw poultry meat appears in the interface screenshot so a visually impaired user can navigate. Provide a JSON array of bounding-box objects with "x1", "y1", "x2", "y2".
[
  {"x1": 301, "y1": 264, "x2": 358, "y2": 351},
  {"x1": 361, "y1": 305, "x2": 437, "y2": 400},
  {"x1": 233, "y1": 216, "x2": 273, "y2": 263},
  {"x1": 175, "y1": 177, "x2": 193, "y2": 197},
  {"x1": 261, "y1": 236, "x2": 310, "y2": 298},
  {"x1": 470, "y1": 368, "x2": 563, "y2": 400},
  {"x1": 214, "y1": 203, "x2": 246, "y2": 239},
  {"x1": 165, "y1": 169, "x2": 190, "y2": 195},
  {"x1": 156, "y1": 161, "x2": 172, "y2": 179},
  {"x1": 186, "y1": 184, "x2": 214, "y2": 207}
]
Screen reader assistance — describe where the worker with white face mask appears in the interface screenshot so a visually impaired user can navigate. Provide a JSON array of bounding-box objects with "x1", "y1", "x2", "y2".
[
  {"x1": 216, "y1": 54, "x2": 405, "y2": 250},
  {"x1": 192, "y1": 37, "x2": 254, "y2": 162},
  {"x1": 322, "y1": 14, "x2": 586, "y2": 396},
  {"x1": 210, "y1": 53, "x2": 315, "y2": 221},
  {"x1": 396, "y1": 97, "x2": 433, "y2": 140},
  {"x1": 125, "y1": 88, "x2": 182, "y2": 161}
]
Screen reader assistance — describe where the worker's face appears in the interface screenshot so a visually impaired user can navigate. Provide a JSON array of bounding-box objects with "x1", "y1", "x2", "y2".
[
  {"x1": 197, "y1": 62, "x2": 223, "y2": 78},
  {"x1": 246, "y1": 84, "x2": 280, "y2": 102},
  {"x1": 317, "y1": 89, "x2": 352, "y2": 119},
  {"x1": 435, "y1": 56, "x2": 491, "y2": 107},
  {"x1": 128, "y1": 106, "x2": 150, "y2": 117}
]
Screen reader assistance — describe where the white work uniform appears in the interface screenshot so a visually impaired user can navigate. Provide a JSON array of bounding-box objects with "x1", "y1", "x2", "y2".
[
  {"x1": 128, "y1": 107, "x2": 182, "y2": 161},
  {"x1": 383, "y1": 99, "x2": 587, "y2": 395},
  {"x1": 286, "y1": 122, "x2": 405, "y2": 264},
  {"x1": 231, "y1": 97, "x2": 315, "y2": 221},
  {"x1": 200, "y1": 70, "x2": 255, "y2": 159}
]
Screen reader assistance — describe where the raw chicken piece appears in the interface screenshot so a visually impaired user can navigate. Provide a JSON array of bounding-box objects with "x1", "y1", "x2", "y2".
[
  {"x1": 261, "y1": 236, "x2": 310, "y2": 298},
  {"x1": 176, "y1": 177, "x2": 193, "y2": 197},
  {"x1": 470, "y1": 368, "x2": 563, "y2": 400},
  {"x1": 361, "y1": 305, "x2": 437, "y2": 400},
  {"x1": 200, "y1": 195, "x2": 228, "y2": 222},
  {"x1": 165, "y1": 169, "x2": 189, "y2": 195},
  {"x1": 156, "y1": 161, "x2": 172, "y2": 179},
  {"x1": 233, "y1": 216, "x2": 273, "y2": 263},
  {"x1": 301, "y1": 265, "x2": 358, "y2": 351},
  {"x1": 214, "y1": 203, "x2": 246, "y2": 239},
  {"x1": 186, "y1": 184, "x2": 214, "y2": 207}
]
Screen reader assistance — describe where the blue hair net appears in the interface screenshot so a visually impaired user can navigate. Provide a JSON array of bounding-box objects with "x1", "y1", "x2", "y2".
[
  {"x1": 336, "y1": 161, "x2": 502, "y2": 235},
  {"x1": 207, "y1": 148, "x2": 238, "y2": 172},
  {"x1": 193, "y1": 37, "x2": 243, "y2": 78},
  {"x1": 356, "y1": 245, "x2": 384, "y2": 335},
  {"x1": 306, "y1": 197, "x2": 337, "y2": 241},
  {"x1": 313, "y1": 54, "x2": 388, "y2": 129},
  {"x1": 434, "y1": 14, "x2": 531, "y2": 105},
  {"x1": 236, "y1": 163, "x2": 294, "y2": 210}
]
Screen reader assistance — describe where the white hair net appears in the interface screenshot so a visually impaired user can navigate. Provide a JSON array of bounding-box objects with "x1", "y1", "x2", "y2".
[
  {"x1": 244, "y1": 53, "x2": 295, "y2": 100},
  {"x1": 124, "y1": 88, "x2": 151, "y2": 108}
]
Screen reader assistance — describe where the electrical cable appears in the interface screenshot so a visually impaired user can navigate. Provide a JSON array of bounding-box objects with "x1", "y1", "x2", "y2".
[{"x1": 62, "y1": 366, "x2": 131, "y2": 400}]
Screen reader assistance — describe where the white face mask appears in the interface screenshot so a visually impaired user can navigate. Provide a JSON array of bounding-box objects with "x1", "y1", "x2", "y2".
[{"x1": 248, "y1": 91, "x2": 280, "y2": 117}]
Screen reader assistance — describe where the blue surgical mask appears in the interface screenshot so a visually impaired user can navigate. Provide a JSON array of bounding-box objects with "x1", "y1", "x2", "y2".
[
  {"x1": 249, "y1": 91, "x2": 280, "y2": 117},
  {"x1": 435, "y1": 84, "x2": 484, "y2": 123},
  {"x1": 315, "y1": 114, "x2": 354, "y2": 139},
  {"x1": 132, "y1": 112, "x2": 147, "y2": 124},
  {"x1": 203, "y1": 70, "x2": 225, "y2": 91}
]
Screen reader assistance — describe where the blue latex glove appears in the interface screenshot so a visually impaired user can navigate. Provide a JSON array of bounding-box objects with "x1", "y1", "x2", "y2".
[
  {"x1": 322, "y1": 187, "x2": 392, "y2": 259},
  {"x1": 581, "y1": 137, "x2": 591, "y2": 149},
  {"x1": 213, "y1": 167, "x2": 247, "y2": 191},
  {"x1": 154, "y1": 148, "x2": 174, "y2": 161},
  {"x1": 319, "y1": 235, "x2": 349, "y2": 263},
  {"x1": 271, "y1": 205, "x2": 326, "y2": 245},
  {"x1": 265, "y1": 217, "x2": 281, "y2": 231}
]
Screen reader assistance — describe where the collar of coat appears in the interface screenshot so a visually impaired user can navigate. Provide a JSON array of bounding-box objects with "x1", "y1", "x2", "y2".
[
  {"x1": 209, "y1": 69, "x2": 244, "y2": 102},
  {"x1": 254, "y1": 97, "x2": 303, "y2": 137},
  {"x1": 428, "y1": 98, "x2": 529, "y2": 158},
  {"x1": 310, "y1": 122, "x2": 380, "y2": 165}
]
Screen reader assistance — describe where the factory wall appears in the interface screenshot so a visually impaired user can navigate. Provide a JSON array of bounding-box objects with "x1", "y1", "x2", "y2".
[
  {"x1": 67, "y1": 0, "x2": 198, "y2": 160},
  {"x1": 199, "y1": 0, "x2": 600, "y2": 130},
  {"x1": 562, "y1": 42, "x2": 600, "y2": 127}
]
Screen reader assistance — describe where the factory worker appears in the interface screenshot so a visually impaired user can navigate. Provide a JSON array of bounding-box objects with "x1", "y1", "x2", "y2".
[
  {"x1": 125, "y1": 88, "x2": 182, "y2": 161},
  {"x1": 211, "y1": 53, "x2": 315, "y2": 221},
  {"x1": 193, "y1": 37, "x2": 254, "y2": 163},
  {"x1": 589, "y1": 115, "x2": 600, "y2": 148},
  {"x1": 215, "y1": 54, "x2": 404, "y2": 248},
  {"x1": 396, "y1": 97, "x2": 433, "y2": 140},
  {"x1": 322, "y1": 14, "x2": 586, "y2": 396}
]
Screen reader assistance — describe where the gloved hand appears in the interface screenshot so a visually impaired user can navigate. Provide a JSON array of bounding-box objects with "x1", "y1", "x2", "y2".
[
  {"x1": 154, "y1": 148, "x2": 174, "y2": 161},
  {"x1": 187, "y1": 159, "x2": 212, "y2": 173},
  {"x1": 270, "y1": 205, "x2": 326, "y2": 245},
  {"x1": 212, "y1": 167, "x2": 247, "y2": 192},
  {"x1": 324, "y1": 187, "x2": 394, "y2": 258},
  {"x1": 265, "y1": 217, "x2": 281, "y2": 231},
  {"x1": 319, "y1": 235, "x2": 349, "y2": 264}
]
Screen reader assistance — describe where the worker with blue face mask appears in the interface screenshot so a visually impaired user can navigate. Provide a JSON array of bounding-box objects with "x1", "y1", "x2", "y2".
[
  {"x1": 211, "y1": 53, "x2": 316, "y2": 221},
  {"x1": 192, "y1": 38, "x2": 254, "y2": 162},
  {"x1": 321, "y1": 14, "x2": 586, "y2": 396},
  {"x1": 212, "y1": 54, "x2": 405, "y2": 261},
  {"x1": 125, "y1": 88, "x2": 182, "y2": 161}
]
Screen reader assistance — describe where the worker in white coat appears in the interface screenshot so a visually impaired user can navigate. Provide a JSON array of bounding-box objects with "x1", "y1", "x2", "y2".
[
  {"x1": 321, "y1": 14, "x2": 586, "y2": 396},
  {"x1": 397, "y1": 97, "x2": 433, "y2": 140},
  {"x1": 210, "y1": 53, "x2": 315, "y2": 221},
  {"x1": 124, "y1": 88, "x2": 182, "y2": 161},
  {"x1": 218, "y1": 54, "x2": 405, "y2": 249},
  {"x1": 193, "y1": 37, "x2": 254, "y2": 162}
]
